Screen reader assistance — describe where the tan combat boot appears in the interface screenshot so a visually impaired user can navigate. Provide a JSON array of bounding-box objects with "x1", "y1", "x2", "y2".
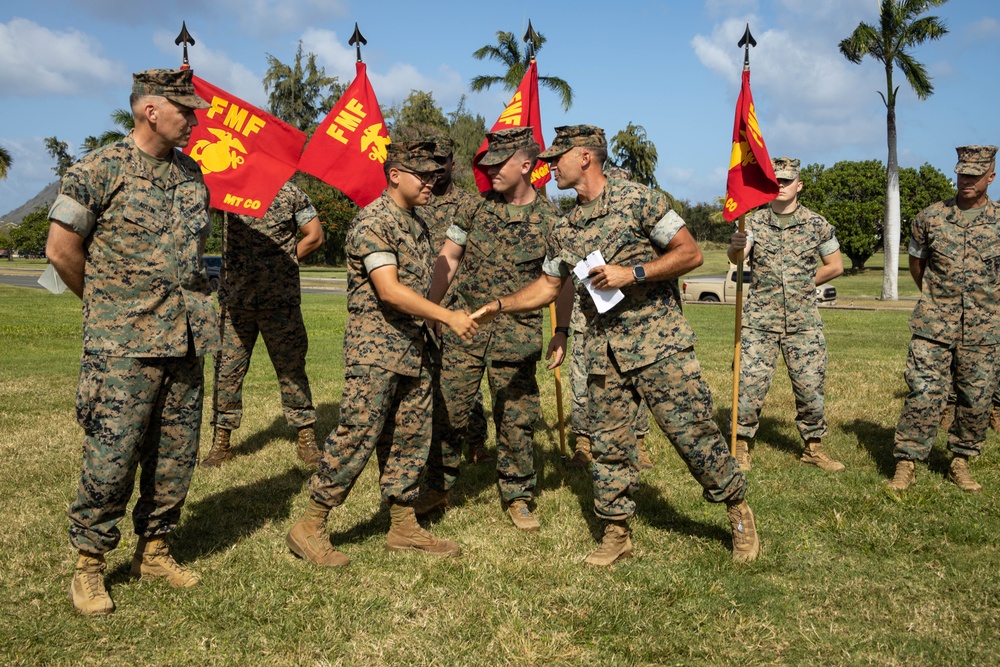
[
  {"x1": 130, "y1": 537, "x2": 200, "y2": 588},
  {"x1": 636, "y1": 435, "x2": 653, "y2": 470},
  {"x1": 940, "y1": 402, "x2": 956, "y2": 432},
  {"x1": 800, "y1": 439, "x2": 845, "y2": 473},
  {"x1": 947, "y1": 456, "x2": 982, "y2": 493},
  {"x1": 727, "y1": 499, "x2": 760, "y2": 563},
  {"x1": 885, "y1": 459, "x2": 915, "y2": 491},
  {"x1": 507, "y1": 499, "x2": 540, "y2": 532},
  {"x1": 584, "y1": 521, "x2": 633, "y2": 567},
  {"x1": 567, "y1": 435, "x2": 592, "y2": 470},
  {"x1": 386, "y1": 504, "x2": 461, "y2": 557},
  {"x1": 286, "y1": 499, "x2": 350, "y2": 567},
  {"x1": 412, "y1": 488, "x2": 450, "y2": 518},
  {"x1": 734, "y1": 438, "x2": 752, "y2": 471},
  {"x1": 70, "y1": 552, "x2": 114, "y2": 615},
  {"x1": 200, "y1": 427, "x2": 233, "y2": 468},
  {"x1": 991, "y1": 404, "x2": 1000, "y2": 432},
  {"x1": 296, "y1": 426, "x2": 322, "y2": 466}
]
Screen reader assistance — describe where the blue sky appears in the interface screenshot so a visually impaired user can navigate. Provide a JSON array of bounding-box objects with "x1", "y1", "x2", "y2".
[{"x1": 2, "y1": 0, "x2": 998, "y2": 216}]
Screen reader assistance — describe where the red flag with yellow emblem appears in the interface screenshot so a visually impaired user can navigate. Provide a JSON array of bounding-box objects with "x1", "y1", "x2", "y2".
[
  {"x1": 723, "y1": 69, "x2": 778, "y2": 222},
  {"x1": 472, "y1": 60, "x2": 550, "y2": 193},
  {"x1": 297, "y1": 62, "x2": 391, "y2": 208},
  {"x1": 186, "y1": 76, "x2": 307, "y2": 218}
]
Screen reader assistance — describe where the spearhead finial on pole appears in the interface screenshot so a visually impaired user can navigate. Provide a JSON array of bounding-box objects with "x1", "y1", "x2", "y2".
[
  {"x1": 175, "y1": 21, "x2": 195, "y2": 70},
  {"x1": 523, "y1": 19, "x2": 540, "y2": 61},
  {"x1": 737, "y1": 24, "x2": 756, "y2": 70},
  {"x1": 349, "y1": 23, "x2": 367, "y2": 63}
]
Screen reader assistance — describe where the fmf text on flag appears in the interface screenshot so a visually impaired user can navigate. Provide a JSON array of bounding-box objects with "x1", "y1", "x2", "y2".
[
  {"x1": 723, "y1": 69, "x2": 778, "y2": 222},
  {"x1": 297, "y1": 62, "x2": 391, "y2": 208},
  {"x1": 473, "y1": 60, "x2": 551, "y2": 193},
  {"x1": 187, "y1": 76, "x2": 307, "y2": 218}
]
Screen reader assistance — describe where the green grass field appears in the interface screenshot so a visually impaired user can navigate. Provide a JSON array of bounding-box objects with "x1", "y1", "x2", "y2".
[{"x1": 2, "y1": 282, "x2": 998, "y2": 666}]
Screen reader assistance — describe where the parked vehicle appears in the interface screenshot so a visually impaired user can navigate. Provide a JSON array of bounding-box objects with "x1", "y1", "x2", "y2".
[
  {"x1": 203, "y1": 255, "x2": 222, "y2": 292},
  {"x1": 681, "y1": 264, "x2": 836, "y2": 305}
]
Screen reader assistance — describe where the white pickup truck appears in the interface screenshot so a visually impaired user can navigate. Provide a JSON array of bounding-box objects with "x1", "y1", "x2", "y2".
[{"x1": 681, "y1": 264, "x2": 836, "y2": 305}]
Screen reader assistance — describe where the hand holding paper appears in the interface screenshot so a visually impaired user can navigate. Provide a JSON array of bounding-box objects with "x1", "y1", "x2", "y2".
[{"x1": 573, "y1": 250, "x2": 624, "y2": 314}]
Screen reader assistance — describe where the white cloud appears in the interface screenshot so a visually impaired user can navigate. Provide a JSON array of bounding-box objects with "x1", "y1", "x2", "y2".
[
  {"x1": 0, "y1": 19, "x2": 125, "y2": 97},
  {"x1": 225, "y1": 0, "x2": 348, "y2": 35},
  {"x1": 968, "y1": 16, "x2": 1000, "y2": 39}
]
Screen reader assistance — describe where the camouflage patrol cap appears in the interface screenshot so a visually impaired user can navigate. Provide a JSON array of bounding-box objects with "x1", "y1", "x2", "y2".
[
  {"x1": 132, "y1": 68, "x2": 210, "y2": 109},
  {"x1": 479, "y1": 127, "x2": 539, "y2": 166},
  {"x1": 954, "y1": 145, "x2": 998, "y2": 176},
  {"x1": 430, "y1": 136, "x2": 454, "y2": 160},
  {"x1": 771, "y1": 157, "x2": 801, "y2": 180},
  {"x1": 386, "y1": 140, "x2": 444, "y2": 174},
  {"x1": 538, "y1": 125, "x2": 607, "y2": 161}
]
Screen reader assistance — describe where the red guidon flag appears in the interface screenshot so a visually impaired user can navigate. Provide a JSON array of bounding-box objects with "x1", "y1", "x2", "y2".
[
  {"x1": 186, "y1": 76, "x2": 307, "y2": 218},
  {"x1": 473, "y1": 60, "x2": 551, "y2": 193},
  {"x1": 298, "y1": 62, "x2": 391, "y2": 208},
  {"x1": 723, "y1": 69, "x2": 778, "y2": 222}
]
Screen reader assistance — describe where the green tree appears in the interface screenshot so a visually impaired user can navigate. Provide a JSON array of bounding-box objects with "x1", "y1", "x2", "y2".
[
  {"x1": 10, "y1": 205, "x2": 51, "y2": 255},
  {"x1": 0, "y1": 144, "x2": 12, "y2": 180},
  {"x1": 446, "y1": 96, "x2": 487, "y2": 192},
  {"x1": 44, "y1": 137, "x2": 74, "y2": 177},
  {"x1": 839, "y1": 0, "x2": 949, "y2": 299},
  {"x1": 678, "y1": 199, "x2": 729, "y2": 245},
  {"x1": 294, "y1": 175, "x2": 357, "y2": 266},
  {"x1": 392, "y1": 90, "x2": 449, "y2": 130},
  {"x1": 81, "y1": 108, "x2": 134, "y2": 155},
  {"x1": 471, "y1": 30, "x2": 573, "y2": 111},
  {"x1": 899, "y1": 162, "x2": 955, "y2": 245},
  {"x1": 609, "y1": 123, "x2": 658, "y2": 189},
  {"x1": 263, "y1": 42, "x2": 344, "y2": 133}
]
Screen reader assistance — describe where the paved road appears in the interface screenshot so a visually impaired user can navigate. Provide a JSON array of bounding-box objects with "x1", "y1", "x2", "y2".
[{"x1": 0, "y1": 271, "x2": 346, "y2": 295}]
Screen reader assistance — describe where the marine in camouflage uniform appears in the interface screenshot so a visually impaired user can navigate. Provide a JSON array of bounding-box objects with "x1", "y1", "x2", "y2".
[
  {"x1": 422, "y1": 128, "x2": 561, "y2": 531},
  {"x1": 888, "y1": 145, "x2": 999, "y2": 493},
  {"x1": 420, "y1": 137, "x2": 491, "y2": 464},
  {"x1": 285, "y1": 141, "x2": 478, "y2": 567},
  {"x1": 472, "y1": 125, "x2": 758, "y2": 566},
  {"x1": 728, "y1": 157, "x2": 845, "y2": 472},
  {"x1": 202, "y1": 181, "x2": 325, "y2": 468},
  {"x1": 46, "y1": 69, "x2": 219, "y2": 614}
]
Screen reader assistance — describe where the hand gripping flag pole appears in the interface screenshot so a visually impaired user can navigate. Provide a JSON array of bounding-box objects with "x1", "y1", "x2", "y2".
[{"x1": 724, "y1": 25, "x2": 778, "y2": 457}]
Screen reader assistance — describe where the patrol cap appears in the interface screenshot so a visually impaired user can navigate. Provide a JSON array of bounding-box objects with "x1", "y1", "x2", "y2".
[
  {"x1": 771, "y1": 157, "x2": 801, "y2": 180},
  {"x1": 132, "y1": 68, "x2": 210, "y2": 109},
  {"x1": 386, "y1": 140, "x2": 443, "y2": 174},
  {"x1": 954, "y1": 145, "x2": 998, "y2": 176},
  {"x1": 538, "y1": 125, "x2": 606, "y2": 161},
  {"x1": 479, "y1": 127, "x2": 539, "y2": 166},
  {"x1": 430, "y1": 136, "x2": 454, "y2": 160}
]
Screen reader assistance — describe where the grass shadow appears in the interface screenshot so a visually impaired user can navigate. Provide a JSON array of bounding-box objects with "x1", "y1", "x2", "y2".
[{"x1": 843, "y1": 418, "x2": 895, "y2": 477}]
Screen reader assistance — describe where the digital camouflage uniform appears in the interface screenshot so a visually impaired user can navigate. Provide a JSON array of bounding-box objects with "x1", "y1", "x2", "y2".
[
  {"x1": 893, "y1": 196, "x2": 1000, "y2": 461},
  {"x1": 212, "y1": 181, "x2": 317, "y2": 432},
  {"x1": 420, "y1": 186, "x2": 490, "y2": 455},
  {"x1": 48, "y1": 135, "x2": 219, "y2": 555},
  {"x1": 308, "y1": 192, "x2": 436, "y2": 508},
  {"x1": 545, "y1": 178, "x2": 746, "y2": 521},
  {"x1": 427, "y1": 189, "x2": 559, "y2": 503},
  {"x1": 737, "y1": 204, "x2": 840, "y2": 443}
]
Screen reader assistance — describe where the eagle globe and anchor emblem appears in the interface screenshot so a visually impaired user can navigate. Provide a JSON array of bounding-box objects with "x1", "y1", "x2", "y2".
[{"x1": 190, "y1": 128, "x2": 248, "y2": 174}]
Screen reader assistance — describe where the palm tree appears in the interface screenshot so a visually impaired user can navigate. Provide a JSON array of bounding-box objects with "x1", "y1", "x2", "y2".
[
  {"x1": 0, "y1": 144, "x2": 12, "y2": 180},
  {"x1": 80, "y1": 108, "x2": 134, "y2": 156},
  {"x1": 471, "y1": 30, "x2": 573, "y2": 111},
  {"x1": 839, "y1": 0, "x2": 949, "y2": 300}
]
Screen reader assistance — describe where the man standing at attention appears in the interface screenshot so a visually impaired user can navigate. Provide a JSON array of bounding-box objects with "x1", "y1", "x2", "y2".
[
  {"x1": 46, "y1": 69, "x2": 219, "y2": 614},
  {"x1": 285, "y1": 141, "x2": 478, "y2": 567},
  {"x1": 200, "y1": 180, "x2": 325, "y2": 468},
  {"x1": 419, "y1": 127, "x2": 563, "y2": 531},
  {"x1": 887, "y1": 145, "x2": 998, "y2": 493},
  {"x1": 728, "y1": 157, "x2": 845, "y2": 472},
  {"x1": 472, "y1": 125, "x2": 759, "y2": 566}
]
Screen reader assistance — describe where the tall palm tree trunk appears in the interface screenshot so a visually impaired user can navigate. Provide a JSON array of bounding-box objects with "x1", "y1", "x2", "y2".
[{"x1": 882, "y1": 73, "x2": 900, "y2": 301}]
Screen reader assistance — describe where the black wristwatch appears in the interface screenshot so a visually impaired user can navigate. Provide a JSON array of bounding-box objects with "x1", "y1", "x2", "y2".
[
  {"x1": 554, "y1": 326, "x2": 571, "y2": 337},
  {"x1": 633, "y1": 265, "x2": 647, "y2": 283}
]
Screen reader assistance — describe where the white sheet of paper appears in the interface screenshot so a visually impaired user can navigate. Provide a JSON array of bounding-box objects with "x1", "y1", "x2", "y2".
[
  {"x1": 573, "y1": 250, "x2": 624, "y2": 314},
  {"x1": 38, "y1": 264, "x2": 68, "y2": 295}
]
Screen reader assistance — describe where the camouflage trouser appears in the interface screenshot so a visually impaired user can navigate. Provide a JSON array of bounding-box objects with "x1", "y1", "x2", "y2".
[
  {"x1": 212, "y1": 306, "x2": 315, "y2": 430},
  {"x1": 737, "y1": 327, "x2": 828, "y2": 442},
  {"x1": 69, "y1": 350, "x2": 205, "y2": 555},
  {"x1": 894, "y1": 337, "x2": 998, "y2": 460},
  {"x1": 309, "y1": 362, "x2": 432, "y2": 508},
  {"x1": 944, "y1": 354, "x2": 1000, "y2": 406},
  {"x1": 570, "y1": 295, "x2": 649, "y2": 438},
  {"x1": 588, "y1": 347, "x2": 746, "y2": 522},
  {"x1": 428, "y1": 343, "x2": 539, "y2": 503}
]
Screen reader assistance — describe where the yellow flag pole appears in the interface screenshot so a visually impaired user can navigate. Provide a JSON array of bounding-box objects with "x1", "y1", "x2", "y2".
[{"x1": 730, "y1": 213, "x2": 746, "y2": 457}]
